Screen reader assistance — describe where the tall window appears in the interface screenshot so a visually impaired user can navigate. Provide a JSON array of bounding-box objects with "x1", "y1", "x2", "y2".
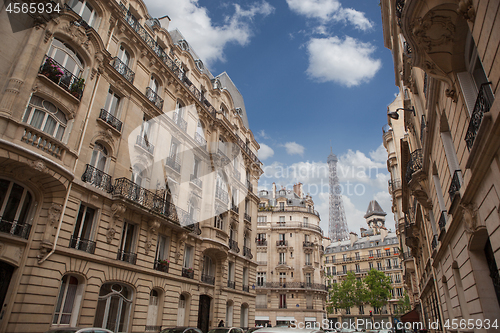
[
  {"x1": 305, "y1": 273, "x2": 312, "y2": 285},
  {"x1": 305, "y1": 253, "x2": 311, "y2": 265},
  {"x1": 140, "y1": 114, "x2": 151, "y2": 143},
  {"x1": 23, "y1": 96, "x2": 68, "y2": 141},
  {"x1": 149, "y1": 76, "x2": 159, "y2": 94},
  {"x1": 279, "y1": 294, "x2": 286, "y2": 309},
  {"x1": 377, "y1": 262, "x2": 382, "y2": 270},
  {"x1": 303, "y1": 217, "x2": 308, "y2": 224},
  {"x1": 228, "y1": 261, "x2": 235, "y2": 283},
  {"x1": 183, "y1": 245, "x2": 193, "y2": 268},
  {"x1": 90, "y1": 143, "x2": 108, "y2": 172},
  {"x1": 47, "y1": 38, "x2": 84, "y2": 77},
  {"x1": 118, "y1": 221, "x2": 136, "y2": 263},
  {"x1": 117, "y1": 45, "x2": 130, "y2": 66},
  {"x1": 155, "y1": 235, "x2": 170, "y2": 263},
  {"x1": 94, "y1": 283, "x2": 132, "y2": 332},
  {"x1": 0, "y1": 179, "x2": 33, "y2": 234},
  {"x1": 279, "y1": 272, "x2": 286, "y2": 284},
  {"x1": 70, "y1": 204, "x2": 95, "y2": 252},
  {"x1": 53, "y1": 275, "x2": 82, "y2": 326},
  {"x1": 257, "y1": 272, "x2": 266, "y2": 286},
  {"x1": 68, "y1": 0, "x2": 98, "y2": 27},
  {"x1": 214, "y1": 214, "x2": 224, "y2": 230},
  {"x1": 243, "y1": 267, "x2": 248, "y2": 286},
  {"x1": 104, "y1": 89, "x2": 121, "y2": 117},
  {"x1": 202, "y1": 255, "x2": 215, "y2": 278}
]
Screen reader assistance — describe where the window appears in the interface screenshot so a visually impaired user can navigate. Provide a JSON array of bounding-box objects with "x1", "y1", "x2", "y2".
[
  {"x1": 214, "y1": 214, "x2": 224, "y2": 230},
  {"x1": 305, "y1": 273, "x2": 312, "y2": 285},
  {"x1": 94, "y1": 283, "x2": 133, "y2": 332},
  {"x1": 257, "y1": 233, "x2": 266, "y2": 241},
  {"x1": 279, "y1": 294, "x2": 286, "y2": 309},
  {"x1": 395, "y1": 274, "x2": 401, "y2": 283},
  {"x1": 104, "y1": 89, "x2": 121, "y2": 117},
  {"x1": 257, "y1": 272, "x2": 266, "y2": 286},
  {"x1": 140, "y1": 113, "x2": 152, "y2": 144},
  {"x1": 369, "y1": 262, "x2": 374, "y2": 270},
  {"x1": 23, "y1": 96, "x2": 68, "y2": 141},
  {"x1": 279, "y1": 216, "x2": 285, "y2": 223},
  {"x1": 53, "y1": 275, "x2": 82, "y2": 326},
  {"x1": 228, "y1": 262, "x2": 235, "y2": 284},
  {"x1": 149, "y1": 76, "x2": 159, "y2": 94},
  {"x1": 385, "y1": 249, "x2": 391, "y2": 256},
  {"x1": 257, "y1": 216, "x2": 266, "y2": 223},
  {"x1": 244, "y1": 199, "x2": 249, "y2": 214},
  {"x1": 359, "y1": 305, "x2": 364, "y2": 315},
  {"x1": 369, "y1": 250, "x2": 373, "y2": 257},
  {"x1": 355, "y1": 264, "x2": 360, "y2": 273},
  {"x1": 343, "y1": 254, "x2": 347, "y2": 262},
  {"x1": 332, "y1": 255, "x2": 336, "y2": 263},
  {"x1": 326, "y1": 267, "x2": 331, "y2": 275},
  {"x1": 332, "y1": 266, "x2": 336, "y2": 275},
  {"x1": 242, "y1": 267, "x2": 248, "y2": 286},
  {"x1": 279, "y1": 272, "x2": 286, "y2": 284},
  {"x1": 305, "y1": 253, "x2": 311, "y2": 265},
  {"x1": 279, "y1": 252, "x2": 285, "y2": 264},
  {"x1": 376, "y1": 249, "x2": 381, "y2": 257},
  {"x1": 303, "y1": 217, "x2": 308, "y2": 224},
  {"x1": 202, "y1": 255, "x2": 215, "y2": 280},
  {"x1": 0, "y1": 179, "x2": 33, "y2": 237},
  {"x1": 393, "y1": 247, "x2": 399, "y2": 254},
  {"x1": 90, "y1": 142, "x2": 108, "y2": 172},
  {"x1": 47, "y1": 38, "x2": 84, "y2": 77},
  {"x1": 118, "y1": 221, "x2": 136, "y2": 264},
  {"x1": 355, "y1": 252, "x2": 360, "y2": 260},
  {"x1": 342, "y1": 265, "x2": 347, "y2": 274},
  {"x1": 70, "y1": 204, "x2": 95, "y2": 253},
  {"x1": 393, "y1": 258, "x2": 399, "y2": 268},
  {"x1": 279, "y1": 202, "x2": 285, "y2": 210},
  {"x1": 183, "y1": 245, "x2": 193, "y2": 268},
  {"x1": 377, "y1": 262, "x2": 382, "y2": 270},
  {"x1": 117, "y1": 45, "x2": 131, "y2": 66},
  {"x1": 155, "y1": 234, "x2": 170, "y2": 263},
  {"x1": 397, "y1": 288, "x2": 403, "y2": 297},
  {"x1": 386, "y1": 259, "x2": 392, "y2": 269},
  {"x1": 68, "y1": 0, "x2": 98, "y2": 27}
]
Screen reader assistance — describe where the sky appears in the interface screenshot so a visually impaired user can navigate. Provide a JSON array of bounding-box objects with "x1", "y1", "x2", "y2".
[{"x1": 143, "y1": 0, "x2": 400, "y2": 236}]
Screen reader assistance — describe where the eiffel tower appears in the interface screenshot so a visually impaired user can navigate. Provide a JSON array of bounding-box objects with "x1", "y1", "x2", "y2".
[{"x1": 328, "y1": 150, "x2": 350, "y2": 241}]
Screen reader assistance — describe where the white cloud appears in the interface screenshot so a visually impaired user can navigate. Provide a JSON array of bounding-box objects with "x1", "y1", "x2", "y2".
[
  {"x1": 306, "y1": 36, "x2": 382, "y2": 86},
  {"x1": 258, "y1": 143, "x2": 275, "y2": 160},
  {"x1": 369, "y1": 143, "x2": 388, "y2": 162},
  {"x1": 258, "y1": 129, "x2": 270, "y2": 139},
  {"x1": 283, "y1": 142, "x2": 305, "y2": 156},
  {"x1": 144, "y1": 0, "x2": 274, "y2": 67},
  {"x1": 286, "y1": 0, "x2": 373, "y2": 30}
]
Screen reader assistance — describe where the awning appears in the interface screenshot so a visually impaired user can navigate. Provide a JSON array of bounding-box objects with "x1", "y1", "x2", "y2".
[
  {"x1": 255, "y1": 316, "x2": 270, "y2": 321},
  {"x1": 276, "y1": 316, "x2": 295, "y2": 321},
  {"x1": 401, "y1": 309, "x2": 420, "y2": 323},
  {"x1": 305, "y1": 317, "x2": 317, "y2": 322}
]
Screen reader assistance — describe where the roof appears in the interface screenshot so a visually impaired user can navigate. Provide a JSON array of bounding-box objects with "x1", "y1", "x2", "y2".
[
  {"x1": 364, "y1": 200, "x2": 387, "y2": 218},
  {"x1": 324, "y1": 232, "x2": 398, "y2": 253},
  {"x1": 258, "y1": 189, "x2": 306, "y2": 208}
]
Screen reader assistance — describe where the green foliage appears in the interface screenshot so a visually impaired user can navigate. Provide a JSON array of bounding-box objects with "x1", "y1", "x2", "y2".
[
  {"x1": 327, "y1": 272, "x2": 364, "y2": 313},
  {"x1": 363, "y1": 269, "x2": 393, "y2": 308},
  {"x1": 394, "y1": 291, "x2": 411, "y2": 315}
]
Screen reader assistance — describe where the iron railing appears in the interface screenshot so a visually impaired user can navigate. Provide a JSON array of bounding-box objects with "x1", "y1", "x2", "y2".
[
  {"x1": 182, "y1": 267, "x2": 194, "y2": 279},
  {"x1": 99, "y1": 109, "x2": 122, "y2": 132},
  {"x1": 438, "y1": 211, "x2": 447, "y2": 231},
  {"x1": 276, "y1": 240, "x2": 288, "y2": 246},
  {"x1": 260, "y1": 206, "x2": 321, "y2": 218},
  {"x1": 269, "y1": 222, "x2": 322, "y2": 233},
  {"x1": 194, "y1": 132, "x2": 207, "y2": 148},
  {"x1": 231, "y1": 204, "x2": 239, "y2": 213},
  {"x1": 173, "y1": 112, "x2": 187, "y2": 132},
  {"x1": 146, "y1": 87, "x2": 164, "y2": 109},
  {"x1": 465, "y1": 83, "x2": 492, "y2": 150},
  {"x1": 303, "y1": 241, "x2": 314, "y2": 248},
  {"x1": 0, "y1": 219, "x2": 31, "y2": 239},
  {"x1": 154, "y1": 260, "x2": 169, "y2": 273},
  {"x1": 166, "y1": 155, "x2": 181, "y2": 173},
  {"x1": 243, "y1": 246, "x2": 253, "y2": 259},
  {"x1": 431, "y1": 234, "x2": 438, "y2": 250},
  {"x1": 201, "y1": 273, "x2": 215, "y2": 285},
  {"x1": 247, "y1": 180, "x2": 253, "y2": 192},
  {"x1": 242, "y1": 285, "x2": 249, "y2": 292},
  {"x1": 405, "y1": 149, "x2": 423, "y2": 183},
  {"x1": 395, "y1": 0, "x2": 405, "y2": 27},
  {"x1": 244, "y1": 212, "x2": 251, "y2": 222},
  {"x1": 229, "y1": 239, "x2": 240, "y2": 253},
  {"x1": 39, "y1": 56, "x2": 85, "y2": 100},
  {"x1": 69, "y1": 236, "x2": 96, "y2": 254},
  {"x1": 117, "y1": 250, "x2": 137, "y2": 264},
  {"x1": 448, "y1": 170, "x2": 461, "y2": 200},
  {"x1": 190, "y1": 174, "x2": 202, "y2": 188},
  {"x1": 136, "y1": 135, "x2": 154, "y2": 154},
  {"x1": 227, "y1": 280, "x2": 235, "y2": 289},
  {"x1": 256, "y1": 239, "x2": 267, "y2": 246},
  {"x1": 81, "y1": 164, "x2": 113, "y2": 193},
  {"x1": 215, "y1": 186, "x2": 229, "y2": 204},
  {"x1": 111, "y1": 57, "x2": 135, "y2": 83},
  {"x1": 256, "y1": 282, "x2": 327, "y2": 290},
  {"x1": 184, "y1": 222, "x2": 202, "y2": 235}
]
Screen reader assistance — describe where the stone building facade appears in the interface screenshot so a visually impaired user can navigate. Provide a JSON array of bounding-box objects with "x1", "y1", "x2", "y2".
[
  {"x1": 381, "y1": 0, "x2": 500, "y2": 332},
  {"x1": 254, "y1": 183, "x2": 327, "y2": 327},
  {"x1": 323, "y1": 201, "x2": 404, "y2": 327},
  {"x1": 0, "y1": 0, "x2": 262, "y2": 332}
]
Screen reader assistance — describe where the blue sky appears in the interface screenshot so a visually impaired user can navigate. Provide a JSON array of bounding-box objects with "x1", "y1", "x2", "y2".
[{"x1": 144, "y1": 0, "x2": 400, "y2": 235}]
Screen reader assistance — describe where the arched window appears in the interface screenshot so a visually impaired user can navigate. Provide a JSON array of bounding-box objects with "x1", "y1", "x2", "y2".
[
  {"x1": 52, "y1": 275, "x2": 83, "y2": 326},
  {"x1": 149, "y1": 76, "x2": 159, "y2": 94},
  {"x1": 177, "y1": 294, "x2": 187, "y2": 326},
  {"x1": 47, "y1": 38, "x2": 84, "y2": 77},
  {"x1": 225, "y1": 301, "x2": 234, "y2": 327},
  {"x1": 202, "y1": 255, "x2": 215, "y2": 284},
  {"x1": 240, "y1": 303, "x2": 249, "y2": 328},
  {"x1": 90, "y1": 142, "x2": 108, "y2": 172},
  {"x1": 67, "y1": 0, "x2": 98, "y2": 27},
  {"x1": 94, "y1": 283, "x2": 133, "y2": 332},
  {"x1": 0, "y1": 179, "x2": 33, "y2": 238},
  {"x1": 214, "y1": 214, "x2": 224, "y2": 230},
  {"x1": 146, "y1": 289, "x2": 160, "y2": 327},
  {"x1": 22, "y1": 96, "x2": 68, "y2": 141},
  {"x1": 117, "y1": 45, "x2": 131, "y2": 67}
]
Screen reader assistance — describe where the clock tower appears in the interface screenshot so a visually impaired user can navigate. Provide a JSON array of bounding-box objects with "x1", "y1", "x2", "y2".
[{"x1": 364, "y1": 200, "x2": 387, "y2": 233}]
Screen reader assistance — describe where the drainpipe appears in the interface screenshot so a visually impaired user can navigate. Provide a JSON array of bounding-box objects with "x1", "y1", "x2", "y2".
[{"x1": 38, "y1": 69, "x2": 102, "y2": 264}]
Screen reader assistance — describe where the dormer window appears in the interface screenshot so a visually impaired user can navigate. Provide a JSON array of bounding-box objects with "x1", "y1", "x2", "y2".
[{"x1": 68, "y1": 0, "x2": 99, "y2": 27}]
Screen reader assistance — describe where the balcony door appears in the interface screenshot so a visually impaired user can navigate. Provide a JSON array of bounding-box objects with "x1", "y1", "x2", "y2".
[
  {"x1": 117, "y1": 45, "x2": 130, "y2": 67},
  {"x1": 90, "y1": 143, "x2": 108, "y2": 172},
  {"x1": 47, "y1": 38, "x2": 84, "y2": 77}
]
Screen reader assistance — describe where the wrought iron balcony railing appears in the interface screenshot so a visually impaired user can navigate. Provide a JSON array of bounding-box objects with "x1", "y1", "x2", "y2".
[
  {"x1": 194, "y1": 132, "x2": 207, "y2": 148},
  {"x1": 0, "y1": 219, "x2": 31, "y2": 239},
  {"x1": 405, "y1": 149, "x2": 423, "y2": 183},
  {"x1": 243, "y1": 246, "x2": 253, "y2": 259},
  {"x1": 154, "y1": 260, "x2": 169, "y2": 273},
  {"x1": 99, "y1": 109, "x2": 122, "y2": 132},
  {"x1": 256, "y1": 239, "x2": 267, "y2": 246},
  {"x1": 465, "y1": 83, "x2": 492, "y2": 150},
  {"x1": 39, "y1": 56, "x2": 85, "y2": 100},
  {"x1": 438, "y1": 210, "x2": 447, "y2": 231},
  {"x1": 117, "y1": 250, "x2": 137, "y2": 264},
  {"x1": 431, "y1": 234, "x2": 438, "y2": 250},
  {"x1": 227, "y1": 280, "x2": 235, "y2": 289},
  {"x1": 242, "y1": 284, "x2": 249, "y2": 292},
  {"x1": 262, "y1": 206, "x2": 321, "y2": 218},
  {"x1": 136, "y1": 135, "x2": 154, "y2": 154},
  {"x1": 229, "y1": 239, "x2": 240, "y2": 253},
  {"x1": 173, "y1": 112, "x2": 187, "y2": 132},
  {"x1": 231, "y1": 204, "x2": 239, "y2": 213},
  {"x1": 112, "y1": 57, "x2": 135, "y2": 83},
  {"x1": 81, "y1": 164, "x2": 113, "y2": 193},
  {"x1": 184, "y1": 222, "x2": 202, "y2": 235},
  {"x1": 146, "y1": 87, "x2": 164, "y2": 110},
  {"x1": 190, "y1": 174, "x2": 202, "y2": 188},
  {"x1": 303, "y1": 241, "x2": 314, "y2": 248},
  {"x1": 166, "y1": 155, "x2": 181, "y2": 173},
  {"x1": 244, "y1": 212, "x2": 251, "y2": 222},
  {"x1": 69, "y1": 236, "x2": 96, "y2": 254},
  {"x1": 448, "y1": 170, "x2": 461, "y2": 200},
  {"x1": 201, "y1": 273, "x2": 215, "y2": 285},
  {"x1": 182, "y1": 267, "x2": 194, "y2": 279},
  {"x1": 276, "y1": 240, "x2": 288, "y2": 246},
  {"x1": 215, "y1": 186, "x2": 229, "y2": 204}
]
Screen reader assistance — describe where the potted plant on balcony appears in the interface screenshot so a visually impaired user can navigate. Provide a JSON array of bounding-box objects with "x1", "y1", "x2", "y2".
[
  {"x1": 158, "y1": 259, "x2": 169, "y2": 266},
  {"x1": 70, "y1": 78, "x2": 85, "y2": 98},
  {"x1": 41, "y1": 58, "x2": 64, "y2": 83}
]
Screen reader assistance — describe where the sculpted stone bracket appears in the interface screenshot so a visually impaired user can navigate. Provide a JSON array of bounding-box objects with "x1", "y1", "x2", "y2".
[
  {"x1": 108, "y1": 203, "x2": 126, "y2": 243},
  {"x1": 145, "y1": 219, "x2": 160, "y2": 255}
]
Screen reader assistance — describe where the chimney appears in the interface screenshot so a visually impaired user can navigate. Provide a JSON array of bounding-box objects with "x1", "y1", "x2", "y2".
[
  {"x1": 293, "y1": 183, "x2": 303, "y2": 198},
  {"x1": 299, "y1": 182, "x2": 303, "y2": 198},
  {"x1": 158, "y1": 15, "x2": 170, "y2": 30},
  {"x1": 349, "y1": 232, "x2": 358, "y2": 246},
  {"x1": 272, "y1": 182, "x2": 276, "y2": 199}
]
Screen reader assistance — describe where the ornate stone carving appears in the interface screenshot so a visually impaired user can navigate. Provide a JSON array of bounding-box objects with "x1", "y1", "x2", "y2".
[
  {"x1": 175, "y1": 233, "x2": 187, "y2": 263},
  {"x1": 62, "y1": 23, "x2": 90, "y2": 50},
  {"x1": 445, "y1": 87, "x2": 458, "y2": 102},
  {"x1": 461, "y1": 203, "x2": 479, "y2": 233},
  {"x1": 458, "y1": 0, "x2": 475, "y2": 22},
  {"x1": 29, "y1": 159, "x2": 48, "y2": 173},
  {"x1": 412, "y1": 14, "x2": 456, "y2": 52},
  {"x1": 108, "y1": 203, "x2": 126, "y2": 243},
  {"x1": 44, "y1": 29, "x2": 53, "y2": 43},
  {"x1": 145, "y1": 219, "x2": 161, "y2": 255},
  {"x1": 42, "y1": 203, "x2": 62, "y2": 244}
]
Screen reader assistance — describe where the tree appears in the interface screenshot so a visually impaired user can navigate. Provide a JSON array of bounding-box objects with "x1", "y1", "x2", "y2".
[
  {"x1": 394, "y1": 291, "x2": 411, "y2": 315},
  {"x1": 362, "y1": 269, "x2": 393, "y2": 309},
  {"x1": 327, "y1": 272, "x2": 364, "y2": 314}
]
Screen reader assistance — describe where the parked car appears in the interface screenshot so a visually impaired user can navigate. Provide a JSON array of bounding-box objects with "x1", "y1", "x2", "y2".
[
  {"x1": 252, "y1": 328, "x2": 323, "y2": 333},
  {"x1": 160, "y1": 327, "x2": 203, "y2": 333},
  {"x1": 44, "y1": 328, "x2": 113, "y2": 333},
  {"x1": 208, "y1": 328, "x2": 245, "y2": 333},
  {"x1": 245, "y1": 328, "x2": 263, "y2": 333}
]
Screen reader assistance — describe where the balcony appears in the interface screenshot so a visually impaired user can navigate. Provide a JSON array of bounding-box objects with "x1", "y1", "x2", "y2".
[
  {"x1": 448, "y1": 170, "x2": 461, "y2": 200},
  {"x1": 98, "y1": 109, "x2": 122, "y2": 132},
  {"x1": 190, "y1": 174, "x2": 202, "y2": 188},
  {"x1": 227, "y1": 280, "x2": 235, "y2": 289},
  {"x1": 173, "y1": 112, "x2": 187, "y2": 132},
  {"x1": 231, "y1": 204, "x2": 239, "y2": 214},
  {"x1": 276, "y1": 240, "x2": 288, "y2": 247},
  {"x1": 465, "y1": 83, "x2": 492, "y2": 150},
  {"x1": 271, "y1": 221, "x2": 322, "y2": 233},
  {"x1": 214, "y1": 148, "x2": 230, "y2": 165},
  {"x1": 0, "y1": 219, "x2": 31, "y2": 239},
  {"x1": 184, "y1": 222, "x2": 202, "y2": 235},
  {"x1": 69, "y1": 236, "x2": 96, "y2": 254},
  {"x1": 389, "y1": 179, "x2": 402, "y2": 194},
  {"x1": 229, "y1": 239, "x2": 240, "y2": 253},
  {"x1": 242, "y1": 285, "x2": 249, "y2": 292},
  {"x1": 201, "y1": 273, "x2": 215, "y2": 285},
  {"x1": 305, "y1": 262, "x2": 312, "y2": 266},
  {"x1": 21, "y1": 126, "x2": 66, "y2": 159},
  {"x1": 243, "y1": 246, "x2": 253, "y2": 259},
  {"x1": 182, "y1": 267, "x2": 194, "y2": 279},
  {"x1": 166, "y1": 155, "x2": 181, "y2": 173},
  {"x1": 39, "y1": 56, "x2": 85, "y2": 100},
  {"x1": 256, "y1": 282, "x2": 327, "y2": 291},
  {"x1": 303, "y1": 241, "x2": 314, "y2": 248},
  {"x1": 111, "y1": 57, "x2": 135, "y2": 83},
  {"x1": 154, "y1": 260, "x2": 169, "y2": 273},
  {"x1": 256, "y1": 239, "x2": 267, "y2": 246},
  {"x1": 194, "y1": 132, "x2": 207, "y2": 149},
  {"x1": 405, "y1": 149, "x2": 423, "y2": 184},
  {"x1": 263, "y1": 206, "x2": 321, "y2": 218},
  {"x1": 81, "y1": 164, "x2": 113, "y2": 193},
  {"x1": 215, "y1": 187, "x2": 229, "y2": 204},
  {"x1": 136, "y1": 135, "x2": 154, "y2": 154},
  {"x1": 247, "y1": 180, "x2": 253, "y2": 193},
  {"x1": 117, "y1": 250, "x2": 137, "y2": 265},
  {"x1": 244, "y1": 212, "x2": 251, "y2": 222},
  {"x1": 146, "y1": 87, "x2": 164, "y2": 110},
  {"x1": 438, "y1": 211, "x2": 447, "y2": 231},
  {"x1": 233, "y1": 168, "x2": 241, "y2": 181},
  {"x1": 431, "y1": 234, "x2": 438, "y2": 251}
]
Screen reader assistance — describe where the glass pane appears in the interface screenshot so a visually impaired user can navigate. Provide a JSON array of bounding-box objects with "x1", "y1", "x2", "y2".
[
  {"x1": 109, "y1": 94, "x2": 120, "y2": 116},
  {"x1": 30, "y1": 109, "x2": 45, "y2": 129},
  {"x1": 93, "y1": 299, "x2": 106, "y2": 327},
  {"x1": 81, "y1": 2, "x2": 94, "y2": 24},
  {"x1": 69, "y1": 0, "x2": 83, "y2": 14},
  {"x1": 56, "y1": 126, "x2": 65, "y2": 141},
  {"x1": 73, "y1": 205, "x2": 85, "y2": 239},
  {"x1": 81, "y1": 207, "x2": 95, "y2": 239},
  {"x1": 16, "y1": 191, "x2": 32, "y2": 225},
  {"x1": 23, "y1": 107, "x2": 32, "y2": 123},
  {"x1": 122, "y1": 223, "x2": 135, "y2": 253},
  {"x1": 0, "y1": 179, "x2": 10, "y2": 212},
  {"x1": 106, "y1": 296, "x2": 119, "y2": 331},
  {"x1": 53, "y1": 48, "x2": 66, "y2": 66},
  {"x1": 53, "y1": 276, "x2": 67, "y2": 324},
  {"x1": 96, "y1": 152, "x2": 106, "y2": 171},
  {"x1": 3, "y1": 183, "x2": 24, "y2": 222},
  {"x1": 118, "y1": 299, "x2": 129, "y2": 332},
  {"x1": 43, "y1": 116, "x2": 57, "y2": 136}
]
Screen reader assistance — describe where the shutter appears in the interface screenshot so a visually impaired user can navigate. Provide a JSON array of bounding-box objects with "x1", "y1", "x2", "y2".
[{"x1": 457, "y1": 71, "x2": 478, "y2": 115}]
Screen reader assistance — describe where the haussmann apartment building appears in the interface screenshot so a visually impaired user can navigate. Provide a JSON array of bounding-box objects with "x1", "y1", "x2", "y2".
[
  {"x1": 381, "y1": 0, "x2": 500, "y2": 332},
  {"x1": 0, "y1": 0, "x2": 263, "y2": 332}
]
